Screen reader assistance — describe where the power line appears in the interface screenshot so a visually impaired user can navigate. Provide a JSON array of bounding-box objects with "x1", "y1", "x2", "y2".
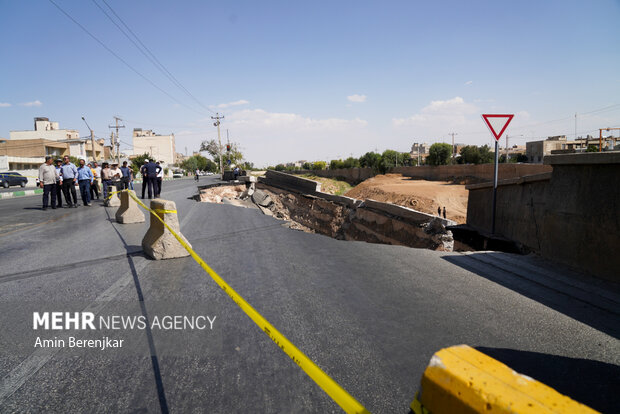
[
  {"x1": 92, "y1": 0, "x2": 214, "y2": 114},
  {"x1": 47, "y1": 0, "x2": 209, "y2": 117}
]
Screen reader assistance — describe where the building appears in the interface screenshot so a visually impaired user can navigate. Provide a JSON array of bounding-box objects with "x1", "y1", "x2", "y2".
[
  {"x1": 410, "y1": 142, "x2": 430, "y2": 162},
  {"x1": 498, "y1": 145, "x2": 526, "y2": 160},
  {"x1": 132, "y1": 128, "x2": 176, "y2": 165},
  {"x1": 7, "y1": 117, "x2": 104, "y2": 163},
  {"x1": 525, "y1": 135, "x2": 597, "y2": 163}
]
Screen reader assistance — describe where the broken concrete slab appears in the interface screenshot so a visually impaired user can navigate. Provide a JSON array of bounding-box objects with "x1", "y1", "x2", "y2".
[{"x1": 252, "y1": 189, "x2": 273, "y2": 207}]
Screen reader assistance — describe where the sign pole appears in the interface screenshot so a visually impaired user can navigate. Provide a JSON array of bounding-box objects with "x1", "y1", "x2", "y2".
[
  {"x1": 481, "y1": 114, "x2": 514, "y2": 236},
  {"x1": 492, "y1": 139, "x2": 499, "y2": 234}
]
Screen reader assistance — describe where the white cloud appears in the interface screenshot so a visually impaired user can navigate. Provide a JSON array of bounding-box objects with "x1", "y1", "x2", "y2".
[
  {"x1": 19, "y1": 100, "x2": 42, "y2": 107},
  {"x1": 465, "y1": 80, "x2": 473, "y2": 85},
  {"x1": 213, "y1": 99, "x2": 250, "y2": 109},
  {"x1": 392, "y1": 97, "x2": 480, "y2": 138},
  {"x1": 188, "y1": 107, "x2": 370, "y2": 166},
  {"x1": 347, "y1": 94, "x2": 367, "y2": 103},
  {"x1": 0, "y1": 102, "x2": 11, "y2": 107},
  {"x1": 227, "y1": 108, "x2": 367, "y2": 130}
]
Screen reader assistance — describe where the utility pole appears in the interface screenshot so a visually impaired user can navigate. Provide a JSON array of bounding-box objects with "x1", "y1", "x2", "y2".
[
  {"x1": 211, "y1": 113, "x2": 224, "y2": 178},
  {"x1": 108, "y1": 116, "x2": 125, "y2": 164},
  {"x1": 417, "y1": 143, "x2": 421, "y2": 166},
  {"x1": 505, "y1": 134, "x2": 509, "y2": 162},
  {"x1": 448, "y1": 133, "x2": 458, "y2": 163},
  {"x1": 81, "y1": 116, "x2": 96, "y2": 163}
]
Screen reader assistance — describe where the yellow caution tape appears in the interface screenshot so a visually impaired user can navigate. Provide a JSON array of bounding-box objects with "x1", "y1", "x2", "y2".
[
  {"x1": 124, "y1": 190, "x2": 370, "y2": 414},
  {"x1": 105, "y1": 190, "x2": 123, "y2": 200},
  {"x1": 153, "y1": 209, "x2": 177, "y2": 214}
]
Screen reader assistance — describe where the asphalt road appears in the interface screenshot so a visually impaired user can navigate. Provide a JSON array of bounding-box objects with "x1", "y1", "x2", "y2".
[{"x1": 0, "y1": 178, "x2": 618, "y2": 413}]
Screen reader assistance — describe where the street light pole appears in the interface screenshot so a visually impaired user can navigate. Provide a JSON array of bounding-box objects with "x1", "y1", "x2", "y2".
[
  {"x1": 211, "y1": 113, "x2": 225, "y2": 179},
  {"x1": 81, "y1": 116, "x2": 96, "y2": 163}
]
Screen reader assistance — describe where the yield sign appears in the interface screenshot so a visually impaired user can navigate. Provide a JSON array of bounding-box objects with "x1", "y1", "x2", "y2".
[{"x1": 482, "y1": 114, "x2": 514, "y2": 141}]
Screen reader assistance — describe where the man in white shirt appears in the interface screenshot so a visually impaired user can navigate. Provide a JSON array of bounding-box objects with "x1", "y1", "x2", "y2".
[
  {"x1": 156, "y1": 161, "x2": 164, "y2": 197},
  {"x1": 38, "y1": 156, "x2": 60, "y2": 210}
]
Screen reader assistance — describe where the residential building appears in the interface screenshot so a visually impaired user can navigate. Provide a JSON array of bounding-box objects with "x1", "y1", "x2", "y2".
[
  {"x1": 526, "y1": 135, "x2": 596, "y2": 163},
  {"x1": 8, "y1": 117, "x2": 103, "y2": 162},
  {"x1": 498, "y1": 145, "x2": 526, "y2": 160},
  {"x1": 410, "y1": 142, "x2": 430, "y2": 162},
  {"x1": 132, "y1": 128, "x2": 176, "y2": 165}
]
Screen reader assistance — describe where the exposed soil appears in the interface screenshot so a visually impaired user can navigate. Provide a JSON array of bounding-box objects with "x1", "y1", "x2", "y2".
[
  {"x1": 345, "y1": 174, "x2": 469, "y2": 224},
  {"x1": 199, "y1": 185, "x2": 246, "y2": 203}
]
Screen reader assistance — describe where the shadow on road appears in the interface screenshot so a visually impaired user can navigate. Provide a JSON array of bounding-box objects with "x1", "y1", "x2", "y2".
[
  {"x1": 443, "y1": 253, "x2": 620, "y2": 340},
  {"x1": 476, "y1": 347, "x2": 620, "y2": 413},
  {"x1": 104, "y1": 208, "x2": 170, "y2": 414}
]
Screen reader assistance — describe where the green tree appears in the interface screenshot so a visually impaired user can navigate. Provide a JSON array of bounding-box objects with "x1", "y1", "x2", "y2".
[
  {"x1": 329, "y1": 159, "x2": 345, "y2": 169},
  {"x1": 479, "y1": 144, "x2": 494, "y2": 164},
  {"x1": 275, "y1": 164, "x2": 286, "y2": 171},
  {"x1": 427, "y1": 143, "x2": 452, "y2": 166},
  {"x1": 458, "y1": 146, "x2": 480, "y2": 164},
  {"x1": 199, "y1": 139, "x2": 245, "y2": 171},
  {"x1": 180, "y1": 154, "x2": 214, "y2": 173},
  {"x1": 312, "y1": 161, "x2": 327, "y2": 170},
  {"x1": 342, "y1": 156, "x2": 360, "y2": 168},
  {"x1": 130, "y1": 153, "x2": 151, "y2": 175},
  {"x1": 301, "y1": 162, "x2": 312, "y2": 170},
  {"x1": 586, "y1": 145, "x2": 598, "y2": 152},
  {"x1": 515, "y1": 154, "x2": 528, "y2": 163},
  {"x1": 359, "y1": 152, "x2": 382, "y2": 171}
]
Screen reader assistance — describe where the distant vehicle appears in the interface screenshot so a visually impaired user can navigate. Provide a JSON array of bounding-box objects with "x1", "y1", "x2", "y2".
[
  {"x1": 0, "y1": 172, "x2": 28, "y2": 188},
  {"x1": 206, "y1": 172, "x2": 214, "y2": 176},
  {"x1": 173, "y1": 172, "x2": 183, "y2": 178}
]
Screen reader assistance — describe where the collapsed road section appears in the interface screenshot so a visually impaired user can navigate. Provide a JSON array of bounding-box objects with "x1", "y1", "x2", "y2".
[{"x1": 196, "y1": 171, "x2": 461, "y2": 252}]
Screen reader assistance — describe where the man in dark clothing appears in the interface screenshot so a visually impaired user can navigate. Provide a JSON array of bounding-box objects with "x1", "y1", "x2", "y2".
[
  {"x1": 120, "y1": 161, "x2": 131, "y2": 190},
  {"x1": 143, "y1": 159, "x2": 161, "y2": 199},
  {"x1": 60, "y1": 155, "x2": 79, "y2": 207},
  {"x1": 54, "y1": 159, "x2": 63, "y2": 208},
  {"x1": 140, "y1": 160, "x2": 148, "y2": 199},
  {"x1": 437, "y1": 206, "x2": 441, "y2": 216},
  {"x1": 443, "y1": 207, "x2": 446, "y2": 219}
]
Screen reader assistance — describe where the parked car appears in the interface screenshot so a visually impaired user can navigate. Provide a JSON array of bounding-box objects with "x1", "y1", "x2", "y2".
[
  {"x1": 0, "y1": 172, "x2": 28, "y2": 188},
  {"x1": 172, "y1": 172, "x2": 183, "y2": 178}
]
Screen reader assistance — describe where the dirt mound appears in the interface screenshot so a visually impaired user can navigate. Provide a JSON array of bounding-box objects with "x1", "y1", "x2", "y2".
[{"x1": 345, "y1": 174, "x2": 468, "y2": 224}]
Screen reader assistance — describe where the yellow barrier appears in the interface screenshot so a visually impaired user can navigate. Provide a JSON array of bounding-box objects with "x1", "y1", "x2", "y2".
[
  {"x1": 123, "y1": 190, "x2": 369, "y2": 414},
  {"x1": 411, "y1": 345, "x2": 599, "y2": 414}
]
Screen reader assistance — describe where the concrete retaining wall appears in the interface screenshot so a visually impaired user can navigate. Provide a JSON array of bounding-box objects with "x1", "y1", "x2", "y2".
[
  {"x1": 466, "y1": 152, "x2": 620, "y2": 281},
  {"x1": 257, "y1": 171, "x2": 455, "y2": 251},
  {"x1": 393, "y1": 164, "x2": 552, "y2": 183},
  {"x1": 289, "y1": 164, "x2": 551, "y2": 185},
  {"x1": 289, "y1": 168, "x2": 374, "y2": 185},
  {"x1": 262, "y1": 170, "x2": 322, "y2": 192}
]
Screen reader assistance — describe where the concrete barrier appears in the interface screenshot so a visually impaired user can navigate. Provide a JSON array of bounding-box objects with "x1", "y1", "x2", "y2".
[
  {"x1": 261, "y1": 170, "x2": 322, "y2": 193},
  {"x1": 142, "y1": 199, "x2": 191, "y2": 260},
  {"x1": 411, "y1": 345, "x2": 597, "y2": 414},
  {"x1": 104, "y1": 184, "x2": 121, "y2": 207},
  {"x1": 115, "y1": 190, "x2": 145, "y2": 224}
]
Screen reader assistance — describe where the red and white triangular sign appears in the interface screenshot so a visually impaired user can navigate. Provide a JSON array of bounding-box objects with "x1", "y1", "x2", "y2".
[{"x1": 482, "y1": 114, "x2": 514, "y2": 141}]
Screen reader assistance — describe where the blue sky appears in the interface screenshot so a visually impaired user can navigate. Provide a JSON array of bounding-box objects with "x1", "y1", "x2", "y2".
[{"x1": 1, "y1": 0, "x2": 619, "y2": 166}]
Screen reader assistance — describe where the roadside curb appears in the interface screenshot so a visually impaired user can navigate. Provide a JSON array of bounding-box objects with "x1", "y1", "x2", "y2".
[{"x1": 0, "y1": 189, "x2": 43, "y2": 199}]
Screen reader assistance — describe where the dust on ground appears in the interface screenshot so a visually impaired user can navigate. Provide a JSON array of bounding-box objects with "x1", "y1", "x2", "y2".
[{"x1": 345, "y1": 174, "x2": 469, "y2": 224}]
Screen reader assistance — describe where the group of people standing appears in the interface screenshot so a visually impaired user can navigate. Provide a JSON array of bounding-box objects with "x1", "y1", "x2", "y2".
[
  {"x1": 38, "y1": 156, "x2": 165, "y2": 209},
  {"x1": 139, "y1": 159, "x2": 163, "y2": 199},
  {"x1": 37, "y1": 156, "x2": 145, "y2": 210}
]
